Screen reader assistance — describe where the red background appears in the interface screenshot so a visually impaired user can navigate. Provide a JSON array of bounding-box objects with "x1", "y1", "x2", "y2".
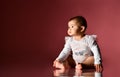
[{"x1": 1, "y1": 0, "x2": 120, "y2": 76}]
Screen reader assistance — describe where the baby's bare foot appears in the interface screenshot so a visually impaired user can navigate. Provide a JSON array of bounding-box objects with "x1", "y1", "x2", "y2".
[{"x1": 75, "y1": 64, "x2": 82, "y2": 70}]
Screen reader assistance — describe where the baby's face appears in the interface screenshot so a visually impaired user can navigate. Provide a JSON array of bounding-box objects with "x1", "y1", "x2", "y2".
[{"x1": 67, "y1": 20, "x2": 80, "y2": 36}]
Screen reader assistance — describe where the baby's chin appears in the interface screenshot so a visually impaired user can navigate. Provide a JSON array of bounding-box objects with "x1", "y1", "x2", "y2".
[{"x1": 67, "y1": 33, "x2": 73, "y2": 36}]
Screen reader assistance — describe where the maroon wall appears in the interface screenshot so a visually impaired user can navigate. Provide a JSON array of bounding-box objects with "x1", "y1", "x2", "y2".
[{"x1": 1, "y1": 0, "x2": 120, "y2": 76}]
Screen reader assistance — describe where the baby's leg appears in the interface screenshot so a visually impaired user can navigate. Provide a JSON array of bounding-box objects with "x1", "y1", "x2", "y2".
[
  {"x1": 67, "y1": 57, "x2": 82, "y2": 70},
  {"x1": 75, "y1": 56, "x2": 94, "y2": 70},
  {"x1": 82, "y1": 56, "x2": 94, "y2": 69},
  {"x1": 82, "y1": 56, "x2": 94, "y2": 65}
]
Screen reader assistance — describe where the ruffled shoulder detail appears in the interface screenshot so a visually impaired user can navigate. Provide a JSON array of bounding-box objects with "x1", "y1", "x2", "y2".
[
  {"x1": 85, "y1": 34, "x2": 97, "y2": 42},
  {"x1": 91, "y1": 35, "x2": 97, "y2": 40},
  {"x1": 65, "y1": 36, "x2": 72, "y2": 42}
]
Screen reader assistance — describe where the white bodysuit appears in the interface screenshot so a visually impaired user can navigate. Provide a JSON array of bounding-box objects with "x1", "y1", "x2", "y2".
[{"x1": 56, "y1": 35, "x2": 101, "y2": 64}]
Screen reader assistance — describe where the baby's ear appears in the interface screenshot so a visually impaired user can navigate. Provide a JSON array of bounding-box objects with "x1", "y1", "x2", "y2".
[{"x1": 80, "y1": 26, "x2": 85, "y2": 32}]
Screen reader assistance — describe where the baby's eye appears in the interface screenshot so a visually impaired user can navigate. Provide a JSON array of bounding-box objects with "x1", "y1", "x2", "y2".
[{"x1": 71, "y1": 26, "x2": 74, "y2": 28}]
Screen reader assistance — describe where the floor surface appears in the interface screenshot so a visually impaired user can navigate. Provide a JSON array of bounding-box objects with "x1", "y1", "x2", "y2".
[
  {"x1": 0, "y1": 62, "x2": 119, "y2": 77},
  {"x1": 1, "y1": 65, "x2": 103, "y2": 77}
]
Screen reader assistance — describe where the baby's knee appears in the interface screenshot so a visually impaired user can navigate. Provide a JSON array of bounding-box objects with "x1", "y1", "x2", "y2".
[{"x1": 83, "y1": 56, "x2": 94, "y2": 65}]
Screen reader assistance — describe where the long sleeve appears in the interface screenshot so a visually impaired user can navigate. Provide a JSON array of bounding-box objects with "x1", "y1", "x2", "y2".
[
  {"x1": 56, "y1": 37, "x2": 72, "y2": 62},
  {"x1": 88, "y1": 35, "x2": 101, "y2": 64},
  {"x1": 91, "y1": 41, "x2": 101, "y2": 64}
]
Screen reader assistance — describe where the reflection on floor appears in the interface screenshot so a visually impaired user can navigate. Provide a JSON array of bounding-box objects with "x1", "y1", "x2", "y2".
[
  {"x1": 1, "y1": 65, "x2": 102, "y2": 77},
  {"x1": 53, "y1": 68, "x2": 102, "y2": 77}
]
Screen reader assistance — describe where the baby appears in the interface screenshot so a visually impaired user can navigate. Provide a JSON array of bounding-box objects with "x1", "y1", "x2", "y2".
[{"x1": 53, "y1": 16, "x2": 102, "y2": 72}]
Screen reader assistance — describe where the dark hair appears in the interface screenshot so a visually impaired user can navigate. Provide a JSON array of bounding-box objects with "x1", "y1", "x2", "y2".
[{"x1": 69, "y1": 16, "x2": 87, "y2": 31}]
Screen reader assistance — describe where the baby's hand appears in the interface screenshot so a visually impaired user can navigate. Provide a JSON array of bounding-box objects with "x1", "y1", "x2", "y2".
[
  {"x1": 53, "y1": 60, "x2": 67, "y2": 69},
  {"x1": 94, "y1": 64, "x2": 103, "y2": 72},
  {"x1": 53, "y1": 60, "x2": 59, "y2": 68}
]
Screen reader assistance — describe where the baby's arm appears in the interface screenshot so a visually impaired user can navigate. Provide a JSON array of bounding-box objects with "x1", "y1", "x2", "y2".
[
  {"x1": 88, "y1": 35, "x2": 103, "y2": 72},
  {"x1": 53, "y1": 37, "x2": 72, "y2": 68},
  {"x1": 91, "y1": 41, "x2": 103, "y2": 72},
  {"x1": 55, "y1": 39, "x2": 71, "y2": 62}
]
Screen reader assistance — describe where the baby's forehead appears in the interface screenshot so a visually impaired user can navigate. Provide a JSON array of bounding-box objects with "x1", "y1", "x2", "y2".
[
  {"x1": 68, "y1": 20, "x2": 80, "y2": 25},
  {"x1": 68, "y1": 19, "x2": 78, "y2": 24}
]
